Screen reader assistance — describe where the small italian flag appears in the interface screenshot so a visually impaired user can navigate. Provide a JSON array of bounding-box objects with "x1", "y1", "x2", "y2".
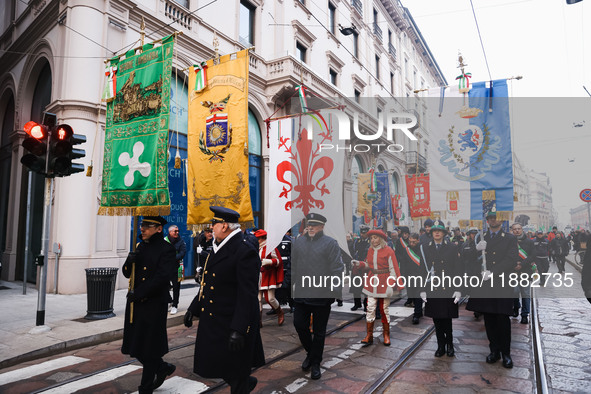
[{"x1": 194, "y1": 62, "x2": 207, "y2": 92}]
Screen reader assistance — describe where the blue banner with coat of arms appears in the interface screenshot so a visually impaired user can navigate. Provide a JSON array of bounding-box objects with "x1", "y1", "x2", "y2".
[{"x1": 427, "y1": 79, "x2": 513, "y2": 225}]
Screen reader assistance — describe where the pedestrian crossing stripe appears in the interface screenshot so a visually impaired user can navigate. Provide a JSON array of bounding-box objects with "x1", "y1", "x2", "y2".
[
  {"x1": 133, "y1": 376, "x2": 209, "y2": 393},
  {"x1": 0, "y1": 355, "x2": 89, "y2": 386},
  {"x1": 42, "y1": 365, "x2": 141, "y2": 394}
]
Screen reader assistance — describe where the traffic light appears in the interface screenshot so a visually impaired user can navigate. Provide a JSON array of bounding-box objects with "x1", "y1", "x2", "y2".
[
  {"x1": 48, "y1": 124, "x2": 86, "y2": 177},
  {"x1": 21, "y1": 120, "x2": 49, "y2": 174}
]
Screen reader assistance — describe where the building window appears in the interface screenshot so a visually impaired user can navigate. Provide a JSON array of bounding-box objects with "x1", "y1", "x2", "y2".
[
  {"x1": 171, "y1": 0, "x2": 189, "y2": 7},
  {"x1": 329, "y1": 68, "x2": 338, "y2": 86},
  {"x1": 353, "y1": 31, "x2": 359, "y2": 58},
  {"x1": 390, "y1": 72, "x2": 395, "y2": 94},
  {"x1": 240, "y1": 0, "x2": 255, "y2": 46},
  {"x1": 354, "y1": 89, "x2": 361, "y2": 103},
  {"x1": 404, "y1": 58, "x2": 409, "y2": 80},
  {"x1": 296, "y1": 41, "x2": 307, "y2": 63},
  {"x1": 375, "y1": 55, "x2": 380, "y2": 80},
  {"x1": 328, "y1": 2, "x2": 336, "y2": 35}
]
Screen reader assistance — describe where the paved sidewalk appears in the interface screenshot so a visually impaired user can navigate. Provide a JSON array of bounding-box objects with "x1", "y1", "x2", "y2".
[{"x1": 0, "y1": 279, "x2": 200, "y2": 369}]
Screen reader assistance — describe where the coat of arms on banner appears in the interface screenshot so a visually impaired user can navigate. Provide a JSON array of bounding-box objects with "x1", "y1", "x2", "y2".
[
  {"x1": 199, "y1": 94, "x2": 232, "y2": 162},
  {"x1": 447, "y1": 190, "x2": 459, "y2": 216}
]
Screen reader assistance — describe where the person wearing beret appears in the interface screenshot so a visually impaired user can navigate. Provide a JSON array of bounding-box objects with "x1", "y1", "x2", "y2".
[
  {"x1": 121, "y1": 216, "x2": 177, "y2": 394},
  {"x1": 419, "y1": 220, "x2": 463, "y2": 358},
  {"x1": 420, "y1": 218, "x2": 434, "y2": 245},
  {"x1": 254, "y1": 229, "x2": 285, "y2": 326},
  {"x1": 292, "y1": 212, "x2": 343, "y2": 380},
  {"x1": 350, "y1": 225, "x2": 371, "y2": 311},
  {"x1": 466, "y1": 210, "x2": 519, "y2": 369},
  {"x1": 353, "y1": 229, "x2": 401, "y2": 347},
  {"x1": 184, "y1": 206, "x2": 265, "y2": 393}
]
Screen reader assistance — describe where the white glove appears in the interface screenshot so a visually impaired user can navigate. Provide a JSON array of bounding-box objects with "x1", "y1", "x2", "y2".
[
  {"x1": 420, "y1": 291, "x2": 427, "y2": 303},
  {"x1": 196, "y1": 266, "x2": 203, "y2": 273},
  {"x1": 385, "y1": 287, "x2": 394, "y2": 298},
  {"x1": 482, "y1": 270, "x2": 492, "y2": 281},
  {"x1": 350, "y1": 259, "x2": 359, "y2": 266},
  {"x1": 452, "y1": 291, "x2": 461, "y2": 304},
  {"x1": 196, "y1": 246, "x2": 203, "y2": 254},
  {"x1": 261, "y1": 258, "x2": 273, "y2": 266},
  {"x1": 476, "y1": 240, "x2": 487, "y2": 251}
]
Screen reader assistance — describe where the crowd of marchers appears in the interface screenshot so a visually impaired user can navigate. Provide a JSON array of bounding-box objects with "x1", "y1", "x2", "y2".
[{"x1": 120, "y1": 209, "x2": 591, "y2": 394}]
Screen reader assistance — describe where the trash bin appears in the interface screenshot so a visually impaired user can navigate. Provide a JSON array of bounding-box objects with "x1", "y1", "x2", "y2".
[{"x1": 84, "y1": 267, "x2": 118, "y2": 320}]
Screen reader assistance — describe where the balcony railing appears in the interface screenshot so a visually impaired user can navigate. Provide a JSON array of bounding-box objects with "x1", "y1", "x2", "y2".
[
  {"x1": 406, "y1": 151, "x2": 427, "y2": 173},
  {"x1": 352, "y1": 0, "x2": 363, "y2": 16},
  {"x1": 373, "y1": 23, "x2": 382, "y2": 42},
  {"x1": 388, "y1": 43, "x2": 396, "y2": 59},
  {"x1": 165, "y1": 0, "x2": 191, "y2": 30}
]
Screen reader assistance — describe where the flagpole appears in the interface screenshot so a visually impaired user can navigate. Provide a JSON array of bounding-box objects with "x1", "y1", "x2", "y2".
[{"x1": 413, "y1": 75, "x2": 523, "y2": 94}]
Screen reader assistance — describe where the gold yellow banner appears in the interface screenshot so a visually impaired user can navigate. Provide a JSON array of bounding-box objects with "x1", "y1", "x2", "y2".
[
  {"x1": 187, "y1": 50, "x2": 253, "y2": 229},
  {"x1": 357, "y1": 173, "x2": 372, "y2": 216}
]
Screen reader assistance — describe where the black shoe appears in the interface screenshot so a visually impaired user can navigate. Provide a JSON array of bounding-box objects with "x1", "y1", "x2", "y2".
[
  {"x1": 310, "y1": 364, "x2": 321, "y2": 380},
  {"x1": 512, "y1": 308, "x2": 519, "y2": 317},
  {"x1": 249, "y1": 376, "x2": 258, "y2": 391},
  {"x1": 266, "y1": 308, "x2": 277, "y2": 315},
  {"x1": 434, "y1": 346, "x2": 446, "y2": 357},
  {"x1": 474, "y1": 312, "x2": 481, "y2": 320},
  {"x1": 486, "y1": 352, "x2": 501, "y2": 364},
  {"x1": 138, "y1": 384, "x2": 154, "y2": 394},
  {"x1": 337, "y1": 299, "x2": 343, "y2": 307},
  {"x1": 301, "y1": 355, "x2": 311, "y2": 371},
  {"x1": 520, "y1": 315, "x2": 529, "y2": 324},
  {"x1": 446, "y1": 344, "x2": 455, "y2": 357},
  {"x1": 501, "y1": 353, "x2": 513, "y2": 369},
  {"x1": 351, "y1": 305, "x2": 360, "y2": 311},
  {"x1": 412, "y1": 316, "x2": 420, "y2": 325},
  {"x1": 153, "y1": 362, "x2": 175, "y2": 389}
]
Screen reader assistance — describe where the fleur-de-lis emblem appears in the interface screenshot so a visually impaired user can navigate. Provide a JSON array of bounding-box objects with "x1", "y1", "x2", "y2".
[{"x1": 276, "y1": 127, "x2": 334, "y2": 216}]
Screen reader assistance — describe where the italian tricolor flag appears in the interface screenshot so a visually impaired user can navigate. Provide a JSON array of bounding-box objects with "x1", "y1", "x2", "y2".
[{"x1": 194, "y1": 62, "x2": 207, "y2": 92}]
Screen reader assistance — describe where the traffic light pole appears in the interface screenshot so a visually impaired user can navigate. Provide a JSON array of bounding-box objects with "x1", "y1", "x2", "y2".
[{"x1": 36, "y1": 169, "x2": 54, "y2": 326}]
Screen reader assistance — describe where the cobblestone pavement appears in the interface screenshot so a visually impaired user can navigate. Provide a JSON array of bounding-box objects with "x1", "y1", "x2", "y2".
[{"x1": 536, "y1": 256, "x2": 591, "y2": 393}]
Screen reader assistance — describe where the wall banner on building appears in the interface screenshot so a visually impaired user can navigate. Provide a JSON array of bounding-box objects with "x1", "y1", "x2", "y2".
[
  {"x1": 99, "y1": 35, "x2": 174, "y2": 216},
  {"x1": 187, "y1": 49, "x2": 253, "y2": 230}
]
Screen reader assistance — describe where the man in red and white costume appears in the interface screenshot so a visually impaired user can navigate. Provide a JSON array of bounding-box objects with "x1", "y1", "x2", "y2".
[
  {"x1": 352, "y1": 229, "x2": 401, "y2": 346},
  {"x1": 255, "y1": 229, "x2": 285, "y2": 326}
]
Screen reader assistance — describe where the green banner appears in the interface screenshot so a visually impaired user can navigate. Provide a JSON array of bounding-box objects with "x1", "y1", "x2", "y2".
[{"x1": 99, "y1": 36, "x2": 174, "y2": 216}]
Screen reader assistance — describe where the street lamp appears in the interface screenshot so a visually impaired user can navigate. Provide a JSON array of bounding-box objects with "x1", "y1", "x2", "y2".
[{"x1": 339, "y1": 24, "x2": 357, "y2": 36}]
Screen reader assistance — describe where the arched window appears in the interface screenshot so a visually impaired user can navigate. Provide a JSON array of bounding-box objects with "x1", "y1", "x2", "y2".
[
  {"x1": 391, "y1": 172, "x2": 399, "y2": 195},
  {"x1": 248, "y1": 109, "x2": 262, "y2": 228}
]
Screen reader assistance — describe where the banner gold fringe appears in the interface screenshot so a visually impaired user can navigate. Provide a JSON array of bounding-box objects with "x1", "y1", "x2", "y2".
[
  {"x1": 495, "y1": 211, "x2": 513, "y2": 221},
  {"x1": 97, "y1": 205, "x2": 171, "y2": 216},
  {"x1": 470, "y1": 220, "x2": 483, "y2": 229}
]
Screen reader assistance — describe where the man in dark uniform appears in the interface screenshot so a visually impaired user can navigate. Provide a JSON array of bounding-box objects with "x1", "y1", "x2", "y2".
[
  {"x1": 194, "y1": 227, "x2": 214, "y2": 283},
  {"x1": 292, "y1": 213, "x2": 343, "y2": 380},
  {"x1": 510, "y1": 222, "x2": 535, "y2": 324},
  {"x1": 582, "y1": 245, "x2": 591, "y2": 304},
  {"x1": 533, "y1": 231, "x2": 550, "y2": 286},
  {"x1": 460, "y1": 227, "x2": 482, "y2": 319},
  {"x1": 394, "y1": 227, "x2": 413, "y2": 308},
  {"x1": 466, "y1": 210, "x2": 519, "y2": 369},
  {"x1": 398, "y1": 232, "x2": 427, "y2": 324},
  {"x1": 274, "y1": 230, "x2": 293, "y2": 312},
  {"x1": 122, "y1": 216, "x2": 177, "y2": 394},
  {"x1": 350, "y1": 225, "x2": 370, "y2": 311},
  {"x1": 420, "y1": 218, "x2": 434, "y2": 245},
  {"x1": 419, "y1": 221, "x2": 462, "y2": 357},
  {"x1": 184, "y1": 207, "x2": 264, "y2": 394}
]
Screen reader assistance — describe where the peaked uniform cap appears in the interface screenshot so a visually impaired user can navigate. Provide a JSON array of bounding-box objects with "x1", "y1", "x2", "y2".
[
  {"x1": 142, "y1": 216, "x2": 167, "y2": 226},
  {"x1": 210, "y1": 206, "x2": 240, "y2": 223},
  {"x1": 430, "y1": 220, "x2": 447, "y2": 234},
  {"x1": 306, "y1": 212, "x2": 327, "y2": 225}
]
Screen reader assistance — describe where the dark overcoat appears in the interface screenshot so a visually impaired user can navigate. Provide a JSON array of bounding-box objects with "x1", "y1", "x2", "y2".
[
  {"x1": 422, "y1": 240, "x2": 462, "y2": 319},
  {"x1": 188, "y1": 230, "x2": 265, "y2": 379},
  {"x1": 121, "y1": 231, "x2": 176, "y2": 360},
  {"x1": 466, "y1": 230, "x2": 518, "y2": 315},
  {"x1": 395, "y1": 238, "x2": 427, "y2": 298}
]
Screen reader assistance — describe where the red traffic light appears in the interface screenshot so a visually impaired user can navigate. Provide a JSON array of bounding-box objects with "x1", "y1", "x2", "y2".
[
  {"x1": 23, "y1": 121, "x2": 47, "y2": 139},
  {"x1": 54, "y1": 124, "x2": 73, "y2": 141}
]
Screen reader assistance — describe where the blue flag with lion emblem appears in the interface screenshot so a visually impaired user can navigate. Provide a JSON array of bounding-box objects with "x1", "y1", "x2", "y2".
[{"x1": 427, "y1": 79, "x2": 513, "y2": 226}]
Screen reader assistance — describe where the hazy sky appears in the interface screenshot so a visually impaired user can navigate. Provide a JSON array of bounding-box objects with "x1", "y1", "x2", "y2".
[{"x1": 403, "y1": 0, "x2": 591, "y2": 225}]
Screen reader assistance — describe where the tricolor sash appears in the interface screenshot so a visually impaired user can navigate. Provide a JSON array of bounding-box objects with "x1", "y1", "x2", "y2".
[{"x1": 401, "y1": 238, "x2": 421, "y2": 266}]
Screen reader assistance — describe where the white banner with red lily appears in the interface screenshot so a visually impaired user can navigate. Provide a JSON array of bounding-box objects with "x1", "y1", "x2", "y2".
[{"x1": 266, "y1": 114, "x2": 347, "y2": 254}]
